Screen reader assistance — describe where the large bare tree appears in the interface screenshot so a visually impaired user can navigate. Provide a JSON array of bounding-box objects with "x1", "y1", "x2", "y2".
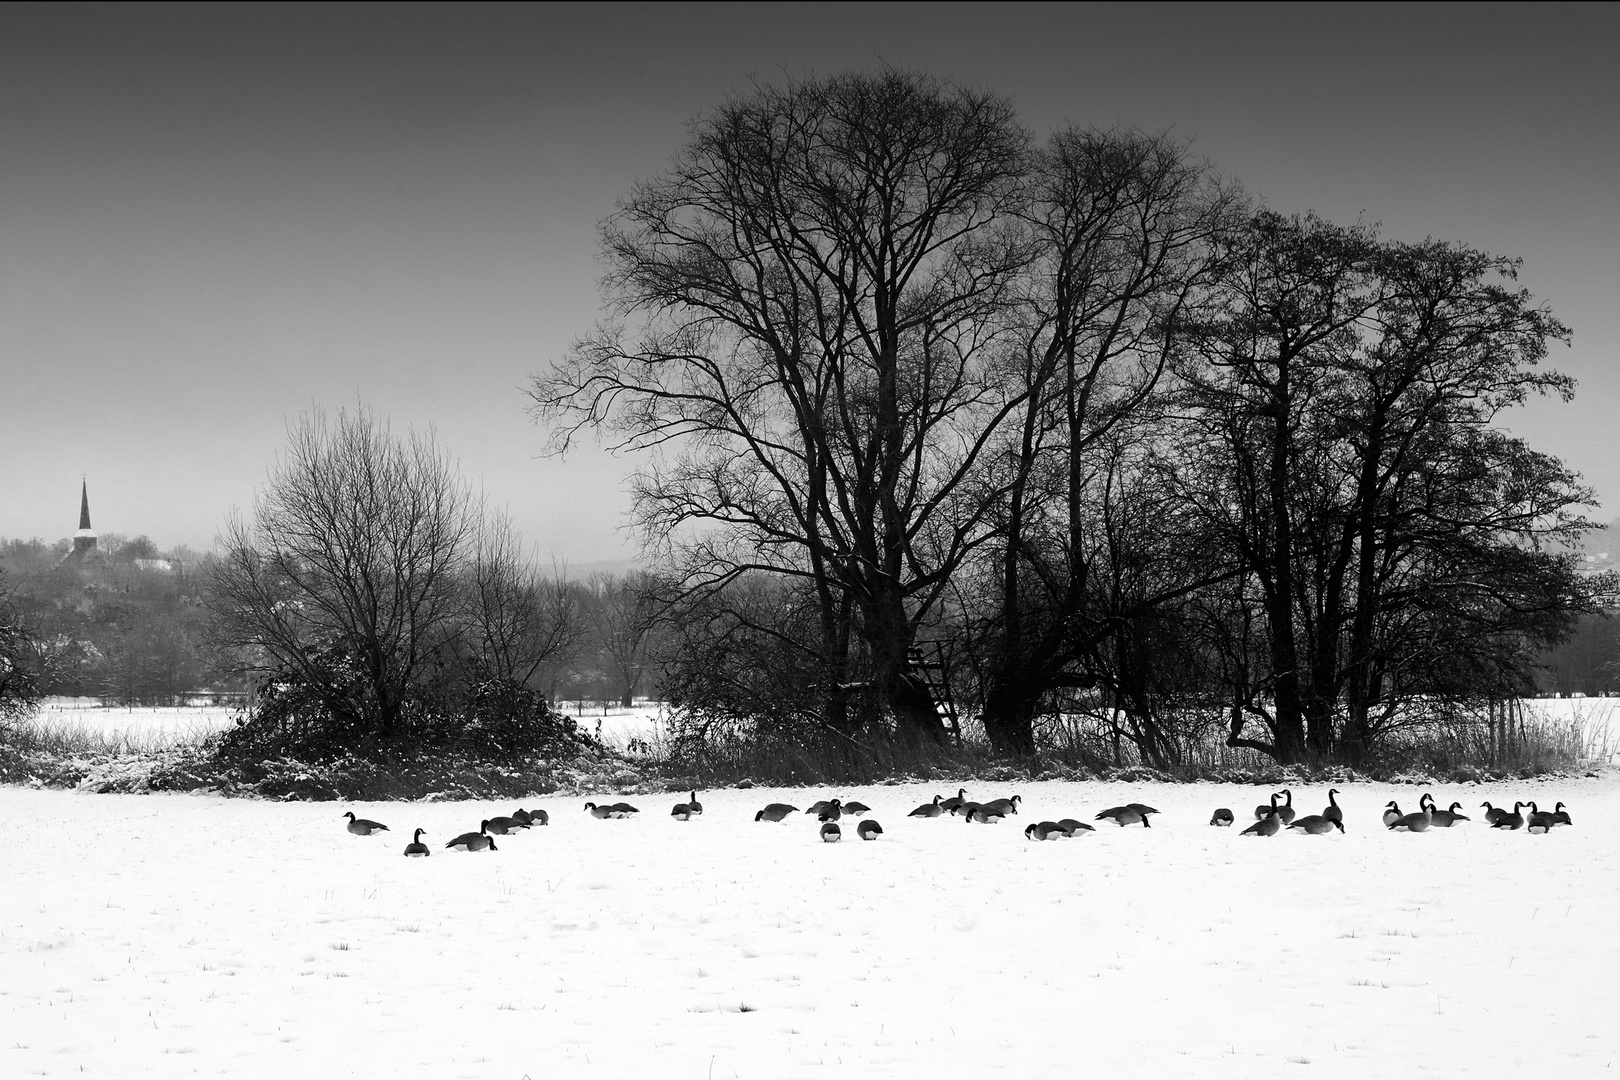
[
  {"x1": 530, "y1": 71, "x2": 1030, "y2": 742},
  {"x1": 210, "y1": 406, "x2": 475, "y2": 738}
]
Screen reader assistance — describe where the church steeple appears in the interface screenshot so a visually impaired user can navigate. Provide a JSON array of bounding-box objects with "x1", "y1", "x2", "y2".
[{"x1": 70, "y1": 478, "x2": 99, "y2": 556}]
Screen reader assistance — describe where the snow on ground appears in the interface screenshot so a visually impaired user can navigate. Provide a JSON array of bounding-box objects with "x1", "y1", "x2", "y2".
[{"x1": 3, "y1": 777, "x2": 1616, "y2": 1078}]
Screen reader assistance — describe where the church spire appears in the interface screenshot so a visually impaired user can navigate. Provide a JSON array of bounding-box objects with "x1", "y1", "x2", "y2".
[{"x1": 79, "y1": 478, "x2": 92, "y2": 531}]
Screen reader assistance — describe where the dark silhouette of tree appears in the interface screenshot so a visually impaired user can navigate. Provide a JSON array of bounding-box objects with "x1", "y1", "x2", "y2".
[
  {"x1": 1176, "y1": 211, "x2": 1606, "y2": 762},
  {"x1": 531, "y1": 70, "x2": 1028, "y2": 743}
]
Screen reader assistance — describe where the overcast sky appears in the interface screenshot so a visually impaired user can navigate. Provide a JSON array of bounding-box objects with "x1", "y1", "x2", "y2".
[{"x1": 3, "y1": 3, "x2": 1616, "y2": 562}]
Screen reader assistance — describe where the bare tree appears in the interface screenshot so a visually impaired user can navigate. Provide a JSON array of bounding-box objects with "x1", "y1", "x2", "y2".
[
  {"x1": 464, "y1": 512, "x2": 587, "y2": 687},
  {"x1": 585, "y1": 571, "x2": 662, "y2": 707},
  {"x1": 530, "y1": 70, "x2": 1029, "y2": 742},
  {"x1": 0, "y1": 569, "x2": 43, "y2": 725},
  {"x1": 209, "y1": 406, "x2": 475, "y2": 738},
  {"x1": 973, "y1": 127, "x2": 1239, "y2": 752},
  {"x1": 1175, "y1": 211, "x2": 1602, "y2": 762}
]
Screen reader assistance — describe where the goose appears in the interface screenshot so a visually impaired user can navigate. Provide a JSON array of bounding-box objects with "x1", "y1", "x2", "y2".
[
  {"x1": 965, "y1": 805, "x2": 1005, "y2": 824},
  {"x1": 1241, "y1": 809, "x2": 1281, "y2": 836},
  {"x1": 856, "y1": 819, "x2": 883, "y2": 841},
  {"x1": 982, "y1": 795, "x2": 1022, "y2": 816},
  {"x1": 1428, "y1": 800, "x2": 1470, "y2": 827},
  {"x1": 1286, "y1": 814, "x2": 1344, "y2": 835},
  {"x1": 1209, "y1": 808, "x2": 1235, "y2": 827},
  {"x1": 1255, "y1": 794, "x2": 1281, "y2": 821},
  {"x1": 1126, "y1": 803, "x2": 1160, "y2": 818},
  {"x1": 755, "y1": 803, "x2": 799, "y2": 822},
  {"x1": 485, "y1": 816, "x2": 530, "y2": 835},
  {"x1": 805, "y1": 800, "x2": 834, "y2": 816},
  {"x1": 344, "y1": 812, "x2": 389, "y2": 836},
  {"x1": 445, "y1": 823, "x2": 497, "y2": 851},
  {"x1": 820, "y1": 822, "x2": 841, "y2": 842},
  {"x1": 1490, "y1": 801, "x2": 1526, "y2": 831},
  {"x1": 687, "y1": 791, "x2": 703, "y2": 816},
  {"x1": 585, "y1": 802, "x2": 614, "y2": 819},
  {"x1": 1055, "y1": 818, "x2": 1095, "y2": 836},
  {"x1": 1480, "y1": 801, "x2": 1507, "y2": 826},
  {"x1": 1273, "y1": 789, "x2": 1297, "y2": 824},
  {"x1": 512, "y1": 808, "x2": 549, "y2": 827},
  {"x1": 1322, "y1": 789, "x2": 1343, "y2": 825},
  {"x1": 1551, "y1": 801, "x2": 1573, "y2": 827},
  {"x1": 1525, "y1": 801, "x2": 1557, "y2": 834},
  {"x1": 817, "y1": 799, "x2": 845, "y2": 822},
  {"x1": 671, "y1": 802, "x2": 693, "y2": 821},
  {"x1": 1024, "y1": 821, "x2": 1066, "y2": 841},
  {"x1": 1388, "y1": 801, "x2": 1433, "y2": 832},
  {"x1": 1381, "y1": 801, "x2": 1403, "y2": 828},
  {"x1": 908, "y1": 795, "x2": 944, "y2": 818},
  {"x1": 607, "y1": 802, "x2": 639, "y2": 818},
  {"x1": 842, "y1": 800, "x2": 872, "y2": 814},
  {"x1": 1096, "y1": 805, "x2": 1150, "y2": 827},
  {"x1": 939, "y1": 788, "x2": 969, "y2": 815},
  {"x1": 403, "y1": 828, "x2": 430, "y2": 857}
]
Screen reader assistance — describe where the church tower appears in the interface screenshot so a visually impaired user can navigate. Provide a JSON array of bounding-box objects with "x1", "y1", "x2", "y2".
[{"x1": 71, "y1": 479, "x2": 98, "y2": 556}]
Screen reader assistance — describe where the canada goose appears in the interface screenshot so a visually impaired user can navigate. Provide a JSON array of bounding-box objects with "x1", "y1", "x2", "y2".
[
  {"x1": 1322, "y1": 789, "x2": 1343, "y2": 824},
  {"x1": 1055, "y1": 818, "x2": 1095, "y2": 836},
  {"x1": 965, "y1": 805, "x2": 1005, "y2": 824},
  {"x1": 983, "y1": 795, "x2": 1023, "y2": 816},
  {"x1": 1274, "y1": 789, "x2": 1297, "y2": 824},
  {"x1": 671, "y1": 803, "x2": 693, "y2": 821},
  {"x1": 1255, "y1": 793, "x2": 1280, "y2": 821},
  {"x1": 1024, "y1": 821, "x2": 1066, "y2": 841},
  {"x1": 1551, "y1": 801, "x2": 1573, "y2": 826},
  {"x1": 1096, "y1": 805, "x2": 1150, "y2": 827},
  {"x1": 1490, "y1": 801, "x2": 1526, "y2": 831},
  {"x1": 909, "y1": 795, "x2": 944, "y2": 818},
  {"x1": 607, "y1": 802, "x2": 639, "y2": 818},
  {"x1": 755, "y1": 803, "x2": 798, "y2": 822},
  {"x1": 344, "y1": 812, "x2": 389, "y2": 836},
  {"x1": 1388, "y1": 802, "x2": 1433, "y2": 832},
  {"x1": 1480, "y1": 801, "x2": 1508, "y2": 826},
  {"x1": 1241, "y1": 809, "x2": 1281, "y2": 836},
  {"x1": 1286, "y1": 814, "x2": 1344, "y2": 835},
  {"x1": 1381, "y1": 801, "x2": 1403, "y2": 828},
  {"x1": 817, "y1": 799, "x2": 845, "y2": 822},
  {"x1": 512, "y1": 808, "x2": 548, "y2": 826},
  {"x1": 1209, "y1": 808, "x2": 1235, "y2": 827},
  {"x1": 1428, "y1": 800, "x2": 1470, "y2": 827},
  {"x1": 403, "y1": 828, "x2": 430, "y2": 857},
  {"x1": 842, "y1": 800, "x2": 872, "y2": 814},
  {"x1": 1526, "y1": 801, "x2": 1556, "y2": 834},
  {"x1": 939, "y1": 788, "x2": 969, "y2": 815},
  {"x1": 445, "y1": 823, "x2": 497, "y2": 851},
  {"x1": 805, "y1": 800, "x2": 833, "y2": 816},
  {"x1": 585, "y1": 802, "x2": 614, "y2": 819},
  {"x1": 1126, "y1": 803, "x2": 1160, "y2": 817},
  {"x1": 820, "y1": 822, "x2": 841, "y2": 842},
  {"x1": 856, "y1": 819, "x2": 883, "y2": 840},
  {"x1": 687, "y1": 791, "x2": 703, "y2": 816},
  {"x1": 485, "y1": 816, "x2": 529, "y2": 835}
]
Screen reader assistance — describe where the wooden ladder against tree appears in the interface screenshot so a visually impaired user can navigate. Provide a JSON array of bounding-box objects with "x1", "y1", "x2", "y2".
[{"x1": 907, "y1": 642, "x2": 961, "y2": 747}]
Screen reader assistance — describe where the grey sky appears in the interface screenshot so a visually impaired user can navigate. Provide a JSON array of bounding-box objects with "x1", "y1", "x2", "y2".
[{"x1": 3, "y1": 3, "x2": 1615, "y2": 560}]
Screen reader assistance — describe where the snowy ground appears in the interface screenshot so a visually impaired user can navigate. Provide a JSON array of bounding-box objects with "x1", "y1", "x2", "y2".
[{"x1": 3, "y1": 777, "x2": 1615, "y2": 1078}]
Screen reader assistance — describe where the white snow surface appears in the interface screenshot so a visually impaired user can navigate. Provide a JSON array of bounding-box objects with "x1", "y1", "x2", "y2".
[{"x1": 3, "y1": 778, "x2": 1616, "y2": 1078}]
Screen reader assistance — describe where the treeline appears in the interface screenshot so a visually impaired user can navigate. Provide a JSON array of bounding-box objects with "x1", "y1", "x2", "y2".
[
  {"x1": 529, "y1": 70, "x2": 1615, "y2": 770},
  {"x1": 0, "y1": 529, "x2": 667, "y2": 716}
]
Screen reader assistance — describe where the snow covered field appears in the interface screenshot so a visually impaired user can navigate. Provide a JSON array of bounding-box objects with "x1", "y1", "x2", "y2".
[{"x1": 3, "y1": 778, "x2": 1615, "y2": 1078}]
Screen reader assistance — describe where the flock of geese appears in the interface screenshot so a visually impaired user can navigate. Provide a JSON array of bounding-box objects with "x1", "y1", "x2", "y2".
[{"x1": 340, "y1": 785, "x2": 1577, "y2": 855}]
